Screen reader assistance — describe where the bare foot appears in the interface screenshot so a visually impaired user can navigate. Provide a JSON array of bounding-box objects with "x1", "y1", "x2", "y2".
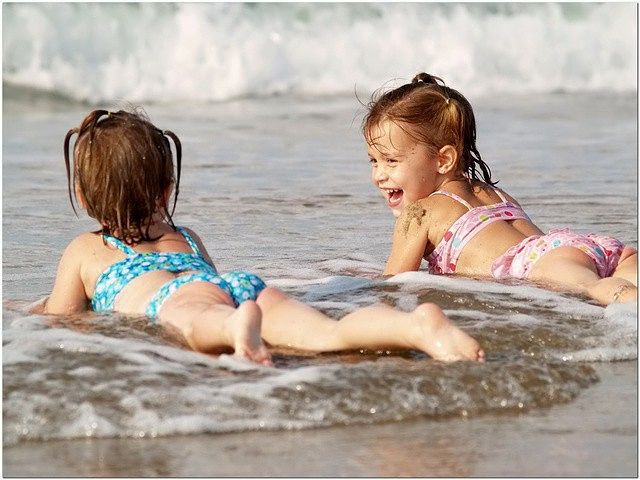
[
  {"x1": 412, "y1": 303, "x2": 485, "y2": 362},
  {"x1": 228, "y1": 301, "x2": 273, "y2": 367}
]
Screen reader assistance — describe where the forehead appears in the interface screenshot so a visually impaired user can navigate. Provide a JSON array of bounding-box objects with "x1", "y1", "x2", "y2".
[{"x1": 366, "y1": 119, "x2": 418, "y2": 155}]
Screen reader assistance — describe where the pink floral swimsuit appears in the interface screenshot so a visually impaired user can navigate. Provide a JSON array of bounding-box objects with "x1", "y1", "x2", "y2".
[{"x1": 426, "y1": 189, "x2": 625, "y2": 280}]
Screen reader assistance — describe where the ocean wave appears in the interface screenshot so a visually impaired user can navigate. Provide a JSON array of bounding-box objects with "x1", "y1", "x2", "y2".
[
  {"x1": 2, "y1": 313, "x2": 599, "y2": 446},
  {"x1": 3, "y1": 266, "x2": 636, "y2": 446},
  {"x1": 3, "y1": 3, "x2": 636, "y2": 104}
]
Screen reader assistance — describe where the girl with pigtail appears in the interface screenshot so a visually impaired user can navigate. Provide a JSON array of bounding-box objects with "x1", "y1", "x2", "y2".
[
  {"x1": 365, "y1": 73, "x2": 637, "y2": 305},
  {"x1": 33, "y1": 109, "x2": 484, "y2": 365}
]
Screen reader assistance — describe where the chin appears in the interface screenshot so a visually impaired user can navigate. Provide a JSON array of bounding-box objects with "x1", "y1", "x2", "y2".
[{"x1": 391, "y1": 207, "x2": 402, "y2": 218}]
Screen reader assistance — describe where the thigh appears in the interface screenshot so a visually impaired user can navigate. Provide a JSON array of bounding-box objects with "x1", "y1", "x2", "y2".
[{"x1": 528, "y1": 246, "x2": 600, "y2": 291}]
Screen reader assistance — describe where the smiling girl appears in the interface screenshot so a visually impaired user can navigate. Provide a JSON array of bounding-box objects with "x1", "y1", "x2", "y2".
[{"x1": 365, "y1": 73, "x2": 637, "y2": 306}]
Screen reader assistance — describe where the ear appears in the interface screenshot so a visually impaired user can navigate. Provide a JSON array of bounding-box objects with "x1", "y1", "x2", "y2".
[{"x1": 436, "y1": 145, "x2": 458, "y2": 174}]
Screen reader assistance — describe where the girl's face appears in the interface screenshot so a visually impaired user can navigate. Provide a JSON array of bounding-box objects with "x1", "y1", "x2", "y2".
[{"x1": 367, "y1": 120, "x2": 440, "y2": 218}]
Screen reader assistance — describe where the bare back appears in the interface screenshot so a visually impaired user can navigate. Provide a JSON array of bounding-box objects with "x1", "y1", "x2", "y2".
[
  {"x1": 423, "y1": 181, "x2": 544, "y2": 276},
  {"x1": 56, "y1": 225, "x2": 220, "y2": 315}
]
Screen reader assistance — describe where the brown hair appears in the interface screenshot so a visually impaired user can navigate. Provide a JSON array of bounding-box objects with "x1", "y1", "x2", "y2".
[
  {"x1": 363, "y1": 73, "x2": 496, "y2": 186},
  {"x1": 64, "y1": 109, "x2": 182, "y2": 244}
]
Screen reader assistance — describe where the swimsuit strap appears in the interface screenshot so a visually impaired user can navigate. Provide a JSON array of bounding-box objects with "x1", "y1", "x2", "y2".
[
  {"x1": 428, "y1": 190, "x2": 474, "y2": 210},
  {"x1": 493, "y1": 188, "x2": 508, "y2": 203},
  {"x1": 103, "y1": 235, "x2": 137, "y2": 256},
  {"x1": 104, "y1": 227, "x2": 201, "y2": 256},
  {"x1": 176, "y1": 226, "x2": 202, "y2": 256}
]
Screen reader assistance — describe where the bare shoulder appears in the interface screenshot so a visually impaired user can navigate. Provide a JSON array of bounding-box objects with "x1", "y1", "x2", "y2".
[
  {"x1": 421, "y1": 192, "x2": 469, "y2": 225},
  {"x1": 64, "y1": 232, "x2": 99, "y2": 257},
  {"x1": 56, "y1": 233, "x2": 104, "y2": 274}
]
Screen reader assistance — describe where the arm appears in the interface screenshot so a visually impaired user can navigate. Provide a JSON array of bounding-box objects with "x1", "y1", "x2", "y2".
[
  {"x1": 28, "y1": 296, "x2": 49, "y2": 314},
  {"x1": 43, "y1": 237, "x2": 90, "y2": 315},
  {"x1": 383, "y1": 202, "x2": 430, "y2": 276}
]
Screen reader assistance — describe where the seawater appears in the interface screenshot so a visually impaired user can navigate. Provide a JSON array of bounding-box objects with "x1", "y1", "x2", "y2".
[
  {"x1": 3, "y1": 92, "x2": 637, "y2": 447},
  {"x1": 2, "y1": 1, "x2": 637, "y2": 450}
]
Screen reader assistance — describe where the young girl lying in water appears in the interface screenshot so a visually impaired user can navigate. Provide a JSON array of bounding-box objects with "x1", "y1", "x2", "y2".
[
  {"x1": 32, "y1": 109, "x2": 484, "y2": 366},
  {"x1": 364, "y1": 73, "x2": 637, "y2": 306}
]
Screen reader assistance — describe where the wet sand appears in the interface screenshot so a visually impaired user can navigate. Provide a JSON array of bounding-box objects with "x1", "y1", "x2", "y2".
[{"x1": 4, "y1": 361, "x2": 636, "y2": 477}]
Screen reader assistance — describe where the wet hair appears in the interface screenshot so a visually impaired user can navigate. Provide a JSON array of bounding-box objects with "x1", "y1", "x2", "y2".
[
  {"x1": 64, "y1": 109, "x2": 182, "y2": 245},
  {"x1": 363, "y1": 72, "x2": 496, "y2": 186}
]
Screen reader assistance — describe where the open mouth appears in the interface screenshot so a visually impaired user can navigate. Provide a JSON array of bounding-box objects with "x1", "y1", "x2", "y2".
[{"x1": 382, "y1": 188, "x2": 404, "y2": 208}]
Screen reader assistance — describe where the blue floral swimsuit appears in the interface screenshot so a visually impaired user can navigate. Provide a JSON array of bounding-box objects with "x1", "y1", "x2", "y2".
[{"x1": 91, "y1": 227, "x2": 266, "y2": 322}]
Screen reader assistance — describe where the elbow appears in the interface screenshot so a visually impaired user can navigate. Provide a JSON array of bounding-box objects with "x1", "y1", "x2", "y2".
[
  {"x1": 28, "y1": 297, "x2": 48, "y2": 314},
  {"x1": 384, "y1": 262, "x2": 421, "y2": 276}
]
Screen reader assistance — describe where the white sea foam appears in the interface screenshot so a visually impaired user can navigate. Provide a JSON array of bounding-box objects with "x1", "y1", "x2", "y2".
[
  {"x1": 387, "y1": 270, "x2": 605, "y2": 315},
  {"x1": 3, "y1": 3, "x2": 635, "y2": 104},
  {"x1": 301, "y1": 275, "x2": 373, "y2": 301}
]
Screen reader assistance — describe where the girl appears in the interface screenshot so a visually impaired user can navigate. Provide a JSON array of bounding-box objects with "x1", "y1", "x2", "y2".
[
  {"x1": 34, "y1": 109, "x2": 484, "y2": 366},
  {"x1": 364, "y1": 73, "x2": 637, "y2": 306}
]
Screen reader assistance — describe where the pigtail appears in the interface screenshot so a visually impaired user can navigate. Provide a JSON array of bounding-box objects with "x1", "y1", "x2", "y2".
[
  {"x1": 446, "y1": 90, "x2": 497, "y2": 186},
  {"x1": 412, "y1": 72, "x2": 445, "y2": 87},
  {"x1": 77, "y1": 110, "x2": 111, "y2": 221},
  {"x1": 468, "y1": 147, "x2": 496, "y2": 186},
  {"x1": 162, "y1": 130, "x2": 182, "y2": 217},
  {"x1": 64, "y1": 127, "x2": 79, "y2": 216}
]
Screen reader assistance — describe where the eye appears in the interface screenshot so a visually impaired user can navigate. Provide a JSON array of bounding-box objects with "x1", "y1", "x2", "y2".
[
  {"x1": 386, "y1": 158, "x2": 398, "y2": 165},
  {"x1": 368, "y1": 157, "x2": 377, "y2": 165}
]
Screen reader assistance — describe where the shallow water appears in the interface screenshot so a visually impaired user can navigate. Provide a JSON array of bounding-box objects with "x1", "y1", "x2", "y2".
[{"x1": 3, "y1": 90, "x2": 637, "y2": 456}]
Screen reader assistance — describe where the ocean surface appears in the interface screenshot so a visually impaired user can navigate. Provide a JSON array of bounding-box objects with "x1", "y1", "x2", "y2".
[{"x1": 2, "y1": 2, "x2": 638, "y2": 476}]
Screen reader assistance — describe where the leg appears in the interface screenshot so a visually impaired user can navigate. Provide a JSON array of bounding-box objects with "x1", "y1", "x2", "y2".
[
  {"x1": 157, "y1": 284, "x2": 272, "y2": 366},
  {"x1": 612, "y1": 248, "x2": 637, "y2": 285},
  {"x1": 529, "y1": 247, "x2": 637, "y2": 305},
  {"x1": 256, "y1": 287, "x2": 484, "y2": 362}
]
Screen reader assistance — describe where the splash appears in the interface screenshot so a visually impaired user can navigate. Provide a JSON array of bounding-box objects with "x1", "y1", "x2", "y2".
[{"x1": 3, "y1": 3, "x2": 636, "y2": 104}]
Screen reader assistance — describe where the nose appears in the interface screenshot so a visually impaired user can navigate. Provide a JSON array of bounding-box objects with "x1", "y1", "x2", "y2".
[{"x1": 373, "y1": 164, "x2": 389, "y2": 183}]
